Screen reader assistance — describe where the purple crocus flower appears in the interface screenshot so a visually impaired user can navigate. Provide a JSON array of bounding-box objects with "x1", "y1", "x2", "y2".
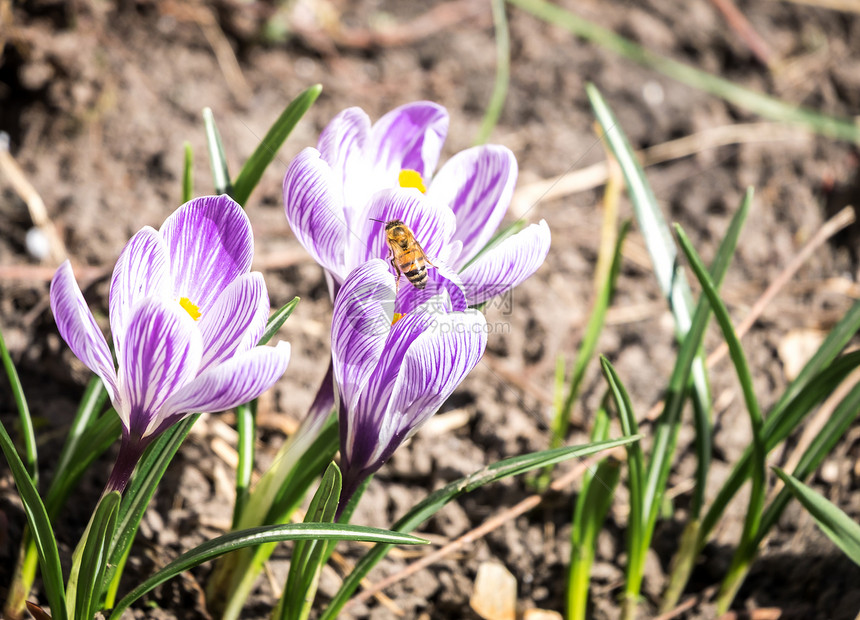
[
  {"x1": 50, "y1": 195, "x2": 291, "y2": 492},
  {"x1": 331, "y1": 259, "x2": 487, "y2": 505},
  {"x1": 283, "y1": 101, "x2": 550, "y2": 305}
]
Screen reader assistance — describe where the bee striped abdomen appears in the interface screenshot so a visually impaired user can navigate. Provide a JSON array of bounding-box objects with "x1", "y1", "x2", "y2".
[{"x1": 402, "y1": 258, "x2": 428, "y2": 289}]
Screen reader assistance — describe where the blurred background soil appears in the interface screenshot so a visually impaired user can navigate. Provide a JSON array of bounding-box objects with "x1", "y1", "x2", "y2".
[{"x1": 2, "y1": 0, "x2": 860, "y2": 618}]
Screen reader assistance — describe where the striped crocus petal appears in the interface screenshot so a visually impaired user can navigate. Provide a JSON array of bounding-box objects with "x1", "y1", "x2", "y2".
[
  {"x1": 347, "y1": 307, "x2": 487, "y2": 475},
  {"x1": 341, "y1": 309, "x2": 435, "y2": 475},
  {"x1": 353, "y1": 187, "x2": 456, "y2": 269},
  {"x1": 317, "y1": 107, "x2": 372, "y2": 209},
  {"x1": 283, "y1": 148, "x2": 351, "y2": 282},
  {"x1": 368, "y1": 102, "x2": 448, "y2": 181},
  {"x1": 50, "y1": 261, "x2": 120, "y2": 405},
  {"x1": 198, "y1": 272, "x2": 270, "y2": 373},
  {"x1": 160, "y1": 195, "x2": 253, "y2": 315},
  {"x1": 459, "y1": 220, "x2": 551, "y2": 306},
  {"x1": 394, "y1": 260, "x2": 467, "y2": 316},
  {"x1": 117, "y1": 297, "x2": 202, "y2": 439},
  {"x1": 153, "y1": 341, "x2": 291, "y2": 438},
  {"x1": 427, "y1": 145, "x2": 518, "y2": 268},
  {"x1": 109, "y1": 226, "x2": 171, "y2": 353},
  {"x1": 331, "y1": 260, "x2": 396, "y2": 418}
]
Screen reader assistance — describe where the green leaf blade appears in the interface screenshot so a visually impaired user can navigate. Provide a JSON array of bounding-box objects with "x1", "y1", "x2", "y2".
[
  {"x1": 278, "y1": 463, "x2": 342, "y2": 620},
  {"x1": 231, "y1": 84, "x2": 322, "y2": 206},
  {"x1": 773, "y1": 468, "x2": 860, "y2": 566},
  {"x1": 0, "y1": 419, "x2": 66, "y2": 620},
  {"x1": 203, "y1": 108, "x2": 232, "y2": 196},
  {"x1": 73, "y1": 492, "x2": 120, "y2": 620},
  {"x1": 320, "y1": 437, "x2": 639, "y2": 620},
  {"x1": 109, "y1": 522, "x2": 426, "y2": 619}
]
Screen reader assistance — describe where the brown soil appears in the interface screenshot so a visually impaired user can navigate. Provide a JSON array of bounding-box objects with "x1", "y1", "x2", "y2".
[{"x1": 2, "y1": 0, "x2": 860, "y2": 618}]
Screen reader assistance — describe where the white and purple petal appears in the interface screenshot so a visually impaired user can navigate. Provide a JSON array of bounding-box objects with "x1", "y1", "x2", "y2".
[
  {"x1": 331, "y1": 260, "x2": 396, "y2": 418},
  {"x1": 283, "y1": 148, "x2": 350, "y2": 281},
  {"x1": 384, "y1": 308, "x2": 486, "y2": 444},
  {"x1": 347, "y1": 308, "x2": 486, "y2": 471},
  {"x1": 50, "y1": 261, "x2": 120, "y2": 405},
  {"x1": 317, "y1": 107, "x2": 372, "y2": 208},
  {"x1": 109, "y1": 227, "x2": 171, "y2": 352},
  {"x1": 198, "y1": 272, "x2": 270, "y2": 373},
  {"x1": 368, "y1": 102, "x2": 448, "y2": 181},
  {"x1": 427, "y1": 145, "x2": 518, "y2": 267},
  {"x1": 459, "y1": 220, "x2": 551, "y2": 306},
  {"x1": 117, "y1": 297, "x2": 202, "y2": 439},
  {"x1": 394, "y1": 260, "x2": 467, "y2": 316},
  {"x1": 160, "y1": 195, "x2": 253, "y2": 314},
  {"x1": 343, "y1": 309, "x2": 436, "y2": 471},
  {"x1": 354, "y1": 187, "x2": 456, "y2": 269},
  {"x1": 155, "y1": 341, "x2": 291, "y2": 437}
]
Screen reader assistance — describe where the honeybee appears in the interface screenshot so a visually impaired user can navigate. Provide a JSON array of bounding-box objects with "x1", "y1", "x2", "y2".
[{"x1": 375, "y1": 219, "x2": 434, "y2": 290}]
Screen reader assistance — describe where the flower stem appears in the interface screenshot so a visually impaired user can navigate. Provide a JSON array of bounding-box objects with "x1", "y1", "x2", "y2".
[{"x1": 104, "y1": 434, "x2": 146, "y2": 494}]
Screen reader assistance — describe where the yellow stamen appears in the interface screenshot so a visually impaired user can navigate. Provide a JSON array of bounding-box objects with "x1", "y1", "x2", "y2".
[
  {"x1": 392, "y1": 312, "x2": 404, "y2": 326},
  {"x1": 179, "y1": 297, "x2": 201, "y2": 321},
  {"x1": 398, "y1": 169, "x2": 427, "y2": 194}
]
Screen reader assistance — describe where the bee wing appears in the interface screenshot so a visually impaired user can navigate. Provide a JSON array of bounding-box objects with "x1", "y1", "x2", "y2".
[{"x1": 415, "y1": 237, "x2": 435, "y2": 266}]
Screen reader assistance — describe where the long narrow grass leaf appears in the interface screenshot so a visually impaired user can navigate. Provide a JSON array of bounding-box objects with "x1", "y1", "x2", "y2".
[
  {"x1": 773, "y1": 468, "x2": 860, "y2": 565},
  {"x1": 51, "y1": 378, "x2": 108, "y2": 496},
  {"x1": 661, "y1": 189, "x2": 752, "y2": 610},
  {"x1": 0, "y1": 327, "x2": 37, "y2": 480},
  {"x1": 600, "y1": 356, "x2": 646, "y2": 613},
  {"x1": 757, "y1": 379, "x2": 860, "y2": 544},
  {"x1": 587, "y1": 85, "x2": 712, "y2": 614},
  {"x1": 509, "y1": 0, "x2": 860, "y2": 143},
  {"x1": 74, "y1": 492, "x2": 120, "y2": 620},
  {"x1": 568, "y1": 405, "x2": 614, "y2": 620},
  {"x1": 0, "y1": 418, "x2": 66, "y2": 620},
  {"x1": 203, "y1": 108, "x2": 231, "y2": 196},
  {"x1": 109, "y1": 523, "x2": 426, "y2": 619},
  {"x1": 675, "y1": 225, "x2": 766, "y2": 612},
  {"x1": 232, "y1": 84, "x2": 322, "y2": 206},
  {"x1": 211, "y1": 414, "x2": 339, "y2": 620},
  {"x1": 474, "y1": 0, "x2": 510, "y2": 144},
  {"x1": 46, "y1": 413, "x2": 121, "y2": 517},
  {"x1": 232, "y1": 401, "x2": 256, "y2": 528},
  {"x1": 279, "y1": 463, "x2": 342, "y2": 620},
  {"x1": 182, "y1": 141, "x2": 193, "y2": 204},
  {"x1": 103, "y1": 415, "x2": 199, "y2": 607},
  {"x1": 320, "y1": 437, "x2": 639, "y2": 620},
  {"x1": 700, "y1": 343, "x2": 860, "y2": 543},
  {"x1": 260, "y1": 297, "x2": 300, "y2": 346}
]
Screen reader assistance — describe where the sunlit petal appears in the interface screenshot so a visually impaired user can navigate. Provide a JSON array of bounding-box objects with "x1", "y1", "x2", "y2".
[
  {"x1": 50, "y1": 261, "x2": 120, "y2": 407},
  {"x1": 459, "y1": 220, "x2": 551, "y2": 306},
  {"x1": 369, "y1": 102, "x2": 448, "y2": 180},
  {"x1": 427, "y1": 145, "x2": 518, "y2": 266},
  {"x1": 160, "y1": 195, "x2": 253, "y2": 314},
  {"x1": 317, "y1": 107, "x2": 372, "y2": 209},
  {"x1": 331, "y1": 260, "x2": 395, "y2": 419},
  {"x1": 198, "y1": 272, "x2": 270, "y2": 373},
  {"x1": 109, "y1": 227, "x2": 171, "y2": 351},
  {"x1": 117, "y1": 297, "x2": 202, "y2": 439},
  {"x1": 155, "y1": 341, "x2": 290, "y2": 437},
  {"x1": 283, "y1": 148, "x2": 351, "y2": 282}
]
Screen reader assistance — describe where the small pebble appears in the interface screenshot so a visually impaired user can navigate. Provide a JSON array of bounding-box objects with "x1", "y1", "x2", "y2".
[
  {"x1": 26, "y1": 227, "x2": 51, "y2": 261},
  {"x1": 470, "y1": 561, "x2": 517, "y2": 620},
  {"x1": 642, "y1": 80, "x2": 665, "y2": 106}
]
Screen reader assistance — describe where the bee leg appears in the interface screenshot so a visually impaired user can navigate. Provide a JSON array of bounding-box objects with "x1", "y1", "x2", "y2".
[{"x1": 390, "y1": 257, "x2": 402, "y2": 291}]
